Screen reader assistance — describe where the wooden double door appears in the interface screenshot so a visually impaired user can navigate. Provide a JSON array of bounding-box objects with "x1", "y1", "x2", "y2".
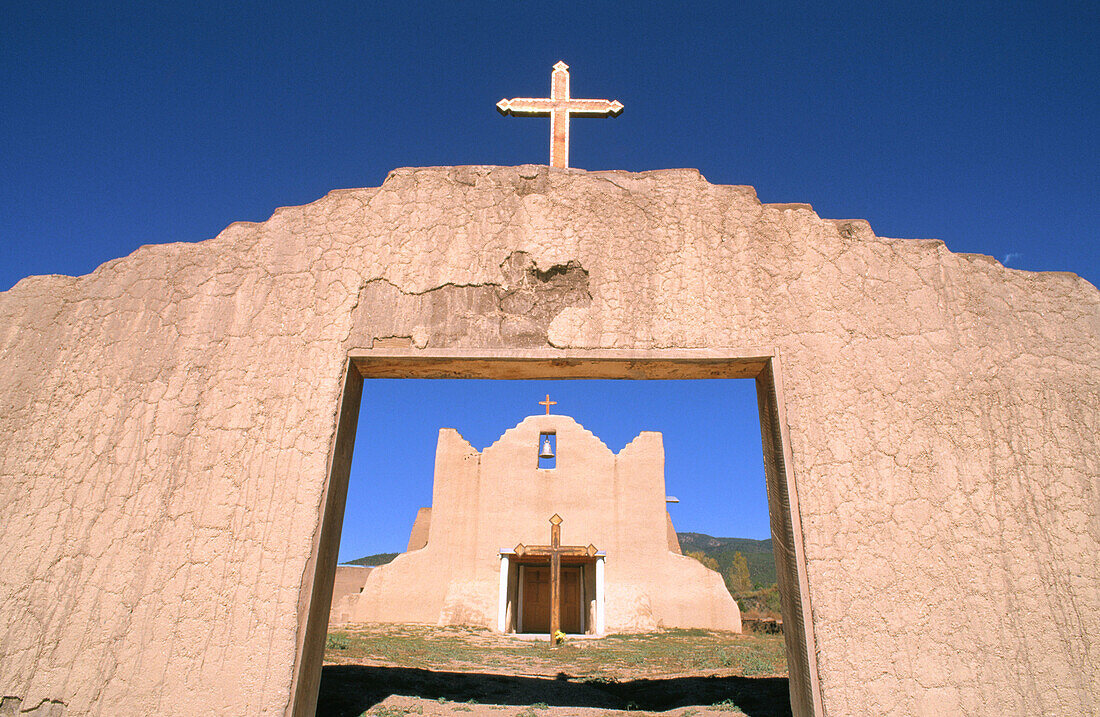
[{"x1": 521, "y1": 565, "x2": 582, "y2": 634}]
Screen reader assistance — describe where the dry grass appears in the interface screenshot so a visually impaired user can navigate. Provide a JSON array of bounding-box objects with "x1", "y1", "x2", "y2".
[{"x1": 324, "y1": 623, "x2": 787, "y2": 679}]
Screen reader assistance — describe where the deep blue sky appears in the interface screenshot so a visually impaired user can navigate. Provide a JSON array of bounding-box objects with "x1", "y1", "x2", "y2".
[{"x1": 2, "y1": 2, "x2": 1096, "y2": 557}]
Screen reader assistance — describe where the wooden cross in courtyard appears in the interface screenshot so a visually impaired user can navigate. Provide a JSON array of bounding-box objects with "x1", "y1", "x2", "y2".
[
  {"x1": 538, "y1": 394, "x2": 556, "y2": 415},
  {"x1": 514, "y1": 514, "x2": 598, "y2": 641},
  {"x1": 497, "y1": 61, "x2": 623, "y2": 169}
]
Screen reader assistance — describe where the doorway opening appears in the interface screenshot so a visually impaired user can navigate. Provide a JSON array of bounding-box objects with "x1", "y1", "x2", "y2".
[
  {"x1": 517, "y1": 563, "x2": 587, "y2": 634},
  {"x1": 292, "y1": 349, "x2": 822, "y2": 717}
]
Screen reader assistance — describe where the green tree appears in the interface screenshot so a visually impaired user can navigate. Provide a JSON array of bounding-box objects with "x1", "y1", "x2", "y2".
[
  {"x1": 686, "y1": 550, "x2": 719, "y2": 571},
  {"x1": 727, "y1": 551, "x2": 753, "y2": 594}
]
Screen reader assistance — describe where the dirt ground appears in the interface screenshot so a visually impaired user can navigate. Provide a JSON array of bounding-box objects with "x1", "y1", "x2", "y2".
[{"x1": 317, "y1": 624, "x2": 791, "y2": 717}]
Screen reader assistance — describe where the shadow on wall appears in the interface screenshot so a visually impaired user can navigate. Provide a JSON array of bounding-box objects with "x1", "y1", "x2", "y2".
[{"x1": 316, "y1": 665, "x2": 791, "y2": 717}]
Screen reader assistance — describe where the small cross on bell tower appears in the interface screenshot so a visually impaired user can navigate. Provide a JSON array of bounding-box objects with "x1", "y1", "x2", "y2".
[{"x1": 538, "y1": 394, "x2": 556, "y2": 415}]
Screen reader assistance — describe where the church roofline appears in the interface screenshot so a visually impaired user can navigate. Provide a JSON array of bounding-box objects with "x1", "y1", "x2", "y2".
[{"x1": 454, "y1": 413, "x2": 658, "y2": 457}]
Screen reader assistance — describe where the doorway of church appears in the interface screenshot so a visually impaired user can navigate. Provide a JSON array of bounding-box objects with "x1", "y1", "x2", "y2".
[{"x1": 518, "y1": 564, "x2": 585, "y2": 634}]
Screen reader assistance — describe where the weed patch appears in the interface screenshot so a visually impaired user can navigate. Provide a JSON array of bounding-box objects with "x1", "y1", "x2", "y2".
[
  {"x1": 711, "y1": 698, "x2": 742, "y2": 712},
  {"x1": 370, "y1": 707, "x2": 424, "y2": 717}
]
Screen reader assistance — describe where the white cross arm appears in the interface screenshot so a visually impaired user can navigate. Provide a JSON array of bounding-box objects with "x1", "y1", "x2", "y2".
[{"x1": 497, "y1": 98, "x2": 624, "y2": 117}]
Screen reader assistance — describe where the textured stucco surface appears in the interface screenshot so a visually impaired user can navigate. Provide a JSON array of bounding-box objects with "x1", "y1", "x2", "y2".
[
  {"x1": 336, "y1": 416, "x2": 740, "y2": 633},
  {"x1": 0, "y1": 165, "x2": 1097, "y2": 716},
  {"x1": 327, "y1": 566, "x2": 371, "y2": 627}
]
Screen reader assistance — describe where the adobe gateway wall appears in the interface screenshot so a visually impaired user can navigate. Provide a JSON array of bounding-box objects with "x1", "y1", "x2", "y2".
[{"x1": 0, "y1": 166, "x2": 1096, "y2": 716}]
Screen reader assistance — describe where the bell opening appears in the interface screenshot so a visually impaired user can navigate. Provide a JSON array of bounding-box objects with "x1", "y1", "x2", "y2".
[{"x1": 538, "y1": 432, "x2": 556, "y2": 469}]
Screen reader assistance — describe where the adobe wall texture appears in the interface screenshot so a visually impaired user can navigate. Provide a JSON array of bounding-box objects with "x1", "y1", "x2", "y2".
[
  {"x1": 406, "y1": 507, "x2": 432, "y2": 552},
  {"x1": 327, "y1": 566, "x2": 371, "y2": 627},
  {"x1": 0, "y1": 165, "x2": 1097, "y2": 716},
  {"x1": 339, "y1": 416, "x2": 740, "y2": 632}
]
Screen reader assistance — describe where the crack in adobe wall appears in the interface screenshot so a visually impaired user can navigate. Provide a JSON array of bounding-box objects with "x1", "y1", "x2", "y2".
[
  {"x1": 349, "y1": 250, "x2": 591, "y2": 349},
  {"x1": 0, "y1": 696, "x2": 66, "y2": 715}
]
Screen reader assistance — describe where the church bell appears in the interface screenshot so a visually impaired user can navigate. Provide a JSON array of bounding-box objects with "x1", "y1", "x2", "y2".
[{"x1": 540, "y1": 436, "x2": 555, "y2": 459}]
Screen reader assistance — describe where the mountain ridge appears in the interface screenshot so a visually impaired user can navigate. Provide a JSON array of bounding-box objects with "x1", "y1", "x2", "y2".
[{"x1": 345, "y1": 533, "x2": 776, "y2": 586}]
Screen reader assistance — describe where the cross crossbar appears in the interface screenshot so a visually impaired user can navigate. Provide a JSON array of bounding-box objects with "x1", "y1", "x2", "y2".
[{"x1": 518, "y1": 545, "x2": 596, "y2": 558}]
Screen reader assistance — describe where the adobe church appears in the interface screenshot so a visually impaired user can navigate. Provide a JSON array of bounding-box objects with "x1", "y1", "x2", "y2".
[{"x1": 331, "y1": 404, "x2": 741, "y2": 634}]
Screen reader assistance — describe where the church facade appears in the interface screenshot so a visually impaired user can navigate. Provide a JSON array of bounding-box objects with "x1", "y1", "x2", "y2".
[{"x1": 332, "y1": 412, "x2": 742, "y2": 634}]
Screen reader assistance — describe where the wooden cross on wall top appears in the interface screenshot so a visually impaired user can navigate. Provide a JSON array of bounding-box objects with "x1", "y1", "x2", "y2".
[
  {"x1": 538, "y1": 394, "x2": 556, "y2": 415},
  {"x1": 497, "y1": 62, "x2": 623, "y2": 169},
  {"x1": 514, "y1": 514, "x2": 598, "y2": 640}
]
